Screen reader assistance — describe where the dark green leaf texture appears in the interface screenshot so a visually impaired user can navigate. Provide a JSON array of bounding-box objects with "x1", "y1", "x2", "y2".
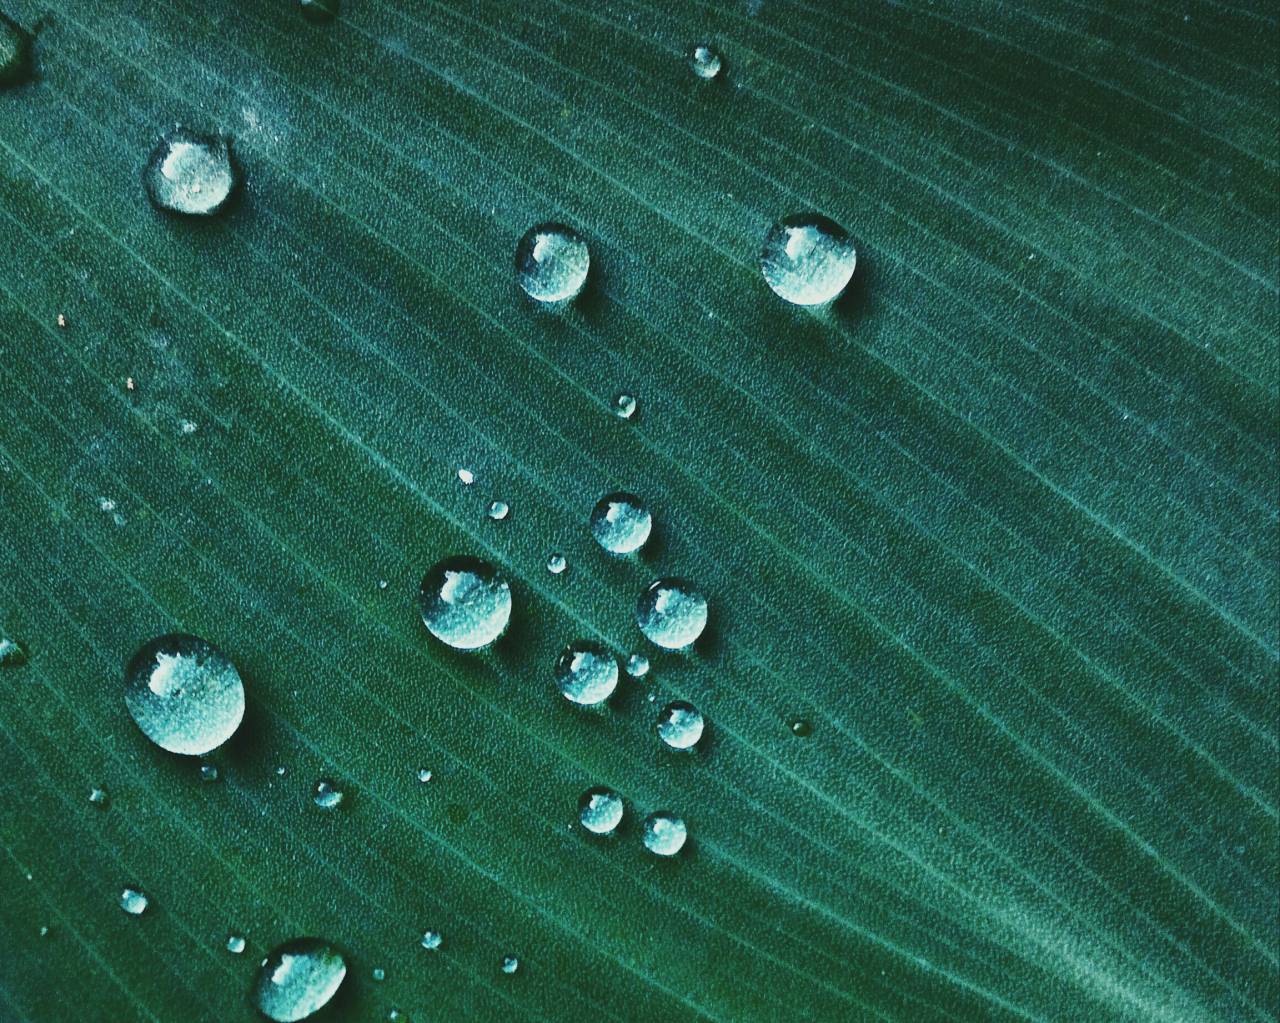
[{"x1": 1, "y1": 1, "x2": 1276, "y2": 1021}]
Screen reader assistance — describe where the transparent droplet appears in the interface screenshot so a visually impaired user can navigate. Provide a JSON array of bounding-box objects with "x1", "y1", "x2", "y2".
[
  {"x1": 419, "y1": 556, "x2": 512, "y2": 651},
  {"x1": 312, "y1": 779, "x2": 344, "y2": 809},
  {"x1": 636, "y1": 579, "x2": 708, "y2": 651},
  {"x1": 613, "y1": 393, "x2": 637, "y2": 419},
  {"x1": 501, "y1": 955, "x2": 519, "y2": 975},
  {"x1": 142, "y1": 128, "x2": 238, "y2": 216},
  {"x1": 200, "y1": 763, "x2": 220, "y2": 783},
  {"x1": 689, "y1": 43, "x2": 722, "y2": 80},
  {"x1": 546, "y1": 552, "x2": 567, "y2": 575},
  {"x1": 625, "y1": 653, "x2": 649, "y2": 678},
  {"x1": 760, "y1": 214, "x2": 857, "y2": 306},
  {"x1": 554, "y1": 640, "x2": 619, "y2": 706},
  {"x1": 0, "y1": 638, "x2": 28, "y2": 667},
  {"x1": 0, "y1": 13, "x2": 33, "y2": 88},
  {"x1": 254, "y1": 938, "x2": 348, "y2": 1023},
  {"x1": 119, "y1": 887, "x2": 149, "y2": 915},
  {"x1": 790, "y1": 718, "x2": 812, "y2": 738},
  {"x1": 486, "y1": 499, "x2": 509, "y2": 521},
  {"x1": 578, "y1": 786, "x2": 624, "y2": 835},
  {"x1": 227, "y1": 934, "x2": 247, "y2": 954},
  {"x1": 416, "y1": 768, "x2": 433, "y2": 784},
  {"x1": 420, "y1": 929, "x2": 443, "y2": 951},
  {"x1": 298, "y1": 0, "x2": 339, "y2": 24},
  {"x1": 89, "y1": 786, "x2": 109, "y2": 808},
  {"x1": 515, "y1": 223, "x2": 590, "y2": 304},
  {"x1": 123, "y1": 634, "x2": 246, "y2": 756},
  {"x1": 657, "y1": 701, "x2": 704, "y2": 750},
  {"x1": 371, "y1": 967, "x2": 386, "y2": 982},
  {"x1": 590, "y1": 492, "x2": 652, "y2": 555},
  {"x1": 642, "y1": 812, "x2": 688, "y2": 857},
  {"x1": 457, "y1": 468, "x2": 475, "y2": 485}
]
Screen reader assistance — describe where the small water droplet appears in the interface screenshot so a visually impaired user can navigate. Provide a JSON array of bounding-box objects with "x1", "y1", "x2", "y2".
[
  {"x1": 371, "y1": 967, "x2": 386, "y2": 982},
  {"x1": 625, "y1": 653, "x2": 649, "y2": 678},
  {"x1": 419, "y1": 929, "x2": 444, "y2": 951},
  {"x1": 501, "y1": 955, "x2": 519, "y2": 975},
  {"x1": 143, "y1": 128, "x2": 238, "y2": 216},
  {"x1": 124, "y1": 634, "x2": 246, "y2": 755},
  {"x1": 760, "y1": 214, "x2": 857, "y2": 306},
  {"x1": 642, "y1": 811, "x2": 687, "y2": 857},
  {"x1": 254, "y1": 938, "x2": 348, "y2": 1022},
  {"x1": 636, "y1": 579, "x2": 708, "y2": 651},
  {"x1": 312, "y1": 779, "x2": 344, "y2": 809},
  {"x1": 515, "y1": 223, "x2": 590, "y2": 304},
  {"x1": 554, "y1": 640, "x2": 619, "y2": 706},
  {"x1": 457, "y1": 468, "x2": 475, "y2": 485},
  {"x1": 590, "y1": 492, "x2": 652, "y2": 555},
  {"x1": 200, "y1": 763, "x2": 220, "y2": 783},
  {"x1": 416, "y1": 768, "x2": 433, "y2": 784},
  {"x1": 0, "y1": 13, "x2": 33, "y2": 88},
  {"x1": 38, "y1": 925, "x2": 49, "y2": 937},
  {"x1": 227, "y1": 934, "x2": 247, "y2": 954},
  {"x1": 179, "y1": 418, "x2": 198, "y2": 435},
  {"x1": 613, "y1": 393, "x2": 637, "y2": 419},
  {"x1": 688, "y1": 43, "x2": 723, "y2": 80},
  {"x1": 298, "y1": 0, "x2": 339, "y2": 24},
  {"x1": 97, "y1": 496, "x2": 117, "y2": 513},
  {"x1": 275, "y1": 765, "x2": 288, "y2": 777},
  {"x1": 546, "y1": 552, "x2": 567, "y2": 575},
  {"x1": 486, "y1": 499, "x2": 510, "y2": 521},
  {"x1": 89, "y1": 786, "x2": 109, "y2": 808},
  {"x1": 657, "y1": 701, "x2": 704, "y2": 750},
  {"x1": 419, "y1": 556, "x2": 512, "y2": 651},
  {"x1": 0, "y1": 638, "x2": 28, "y2": 667},
  {"x1": 578, "y1": 786, "x2": 624, "y2": 835},
  {"x1": 119, "y1": 887, "x2": 149, "y2": 915},
  {"x1": 789, "y1": 718, "x2": 812, "y2": 737},
  {"x1": 377, "y1": 578, "x2": 389, "y2": 590}
]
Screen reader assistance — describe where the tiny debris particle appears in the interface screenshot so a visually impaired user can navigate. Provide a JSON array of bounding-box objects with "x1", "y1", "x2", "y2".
[
  {"x1": 56, "y1": 313, "x2": 67, "y2": 328},
  {"x1": 125, "y1": 377, "x2": 136, "y2": 391}
]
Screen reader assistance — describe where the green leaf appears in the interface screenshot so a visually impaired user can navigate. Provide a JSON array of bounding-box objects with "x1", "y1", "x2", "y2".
[{"x1": 1, "y1": 1, "x2": 1275, "y2": 1021}]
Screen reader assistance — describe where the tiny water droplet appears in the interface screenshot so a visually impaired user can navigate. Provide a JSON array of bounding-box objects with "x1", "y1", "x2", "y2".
[
  {"x1": 419, "y1": 556, "x2": 512, "y2": 651},
  {"x1": 760, "y1": 214, "x2": 857, "y2": 306},
  {"x1": 554, "y1": 640, "x2": 619, "y2": 706},
  {"x1": 420, "y1": 929, "x2": 443, "y2": 951},
  {"x1": 275, "y1": 765, "x2": 288, "y2": 777},
  {"x1": 546, "y1": 552, "x2": 567, "y2": 575},
  {"x1": 143, "y1": 128, "x2": 238, "y2": 216},
  {"x1": 486, "y1": 499, "x2": 510, "y2": 521},
  {"x1": 254, "y1": 938, "x2": 348, "y2": 1022},
  {"x1": 689, "y1": 43, "x2": 723, "y2": 80},
  {"x1": 657, "y1": 701, "x2": 704, "y2": 750},
  {"x1": 38, "y1": 925, "x2": 49, "y2": 937},
  {"x1": 312, "y1": 779, "x2": 344, "y2": 809},
  {"x1": 416, "y1": 768, "x2": 433, "y2": 784},
  {"x1": 97, "y1": 496, "x2": 116, "y2": 513},
  {"x1": 457, "y1": 468, "x2": 475, "y2": 485},
  {"x1": 789, "y1": 718, "x2": 812, "y2": 737},
  {"x1": 612, "y1": 393, "x2": 637, "y2": 419},
  {"x1": 501, "y1": 955, "x2": 519, "y2": 975},
  {"x1": 636, "y1": 579, "x2": 708, "y2": 651},
  {"x1": 625, "y1": 653, "x2": 649, "y2": 678},
  {"x1": 371, "y1": 967, "x2": 385, "y2": 982},
  {"x1": 590, "y1": 492, "x2": 652, "y2": 555},
  {"x1": 0, "y1": 638, "x2": 28, "y2": 667},
  {"x1": 200, "y1": 763, "x2": 219, "y2": 783},
  {"x1": 378, "y1": 579, "x2": 388, "y2": 590},
  {"x1": 515, "y1": 223, "x2": 589, "y2": 304},
  {"x1": 298, "y1": 0, "x2": 339, "y2": 24},
  {"x1": 179, "y1": 418, "x2": 198, "y2": 435},
  {"x1": 0, "y1": 13, "x2": 33, "y2": 88},
  {"x1": 119, "y1": 887, "x2": 149, "y2": 915},
  {"x1": 227, "y1": 934, "x2": 247, "y2": 954},
  {"x1": 642, "y1": 812, "x2": 687, "y2": 857},
  {"x1": 124, "y1": 634, "x2": 246, "y2": 756},
  {"x1": 578, "y1": 786, "x2": 624, "y2": 835},
  {"x1": 89, "y1": 786, "x2": 109, "y2": 808}
]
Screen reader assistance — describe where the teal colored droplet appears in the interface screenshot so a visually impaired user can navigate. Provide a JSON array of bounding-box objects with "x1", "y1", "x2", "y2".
[
  {"x1": 227, "y1": 934, "x2": 247, "y2": 954},
  {"x1": 554, "y1": 641, "x2": 619, "y2": 706},
  {"x1": 790, "y1": 718, "x2": 812, "y2": 738},
  {"x1": 119, "y1": 887, "x2": 149, "y2": 915},
  {"x1": 657, "y1": 701, "x2": 704, "y2": 751},
  {"x1": 123, "y1": 634, "x2": 245, "y2": 756},
  {"x1": 636, "y1": 579, "x2": 708, "y2": 651},
  {"x1": 578, "y1": 786, "x2": 624, "y2": 835},
  {"x1": 420, "y1": 929, "x2": 443, "y2": 951},
  {"x1": 501, "y1": 955, "x2": 519, "y2": 975},
  {"x1": 515, "y1": 223, "x2": 590, "y2": 304},
  {"x1": 419, "y1": 556, "x2": 512, "y2": 651},
  {"x1": 642, "y1": 812, "x2": 687, "y2": 857},
  {"x1": 0, "y1": 13, "x2": 32, "y2": 88},
  {"x1": 612, "y1": 393, "x2": 637, "y2": 419},
  {"x1": 312, "y1": 779, "x2": 344, "y2": 809},
  {"x1": 200, "y1": 763, "x2": 219, "y2": 783},
  {"x1": 760, "y1": 214, "x2": 857, "y2": 306},
  {"x1": 486, "y1": 499, "x2": 510, "y2": 521},
  {"x1": 590, "y1": 492, "x2": 652, "y2": 555},
  {"x1": 688, "y1": 43, "x2": 722, "y2": 80},
  {"x1": 298, "y1": 0, "x2": 339, "y2": 24},
  {"x1": 142, "y1": 128, "x2": 238, "y2": 216},
  {"x1": 254, "y1": 938, "x2": 348, "y2": 1023},
  {"x1": 371, "y1": 967, "x2": 386, "y2": 982},
  {"x1": 625, "y1": 653, "x2": 649, "y2": 678},
  {"x1": 0, "y1": 638, "x2": 28, "y2": 667},
  {"x1": 546, "y1": 552, "x2": 567, "y2": 575}
]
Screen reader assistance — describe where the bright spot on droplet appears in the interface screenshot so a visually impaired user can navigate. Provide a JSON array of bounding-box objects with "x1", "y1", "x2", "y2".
[
  {"x1": 501, "y1": 955, "x2": 519, "y2": 975},
  {"x1": 312, "y1": 779, "x2": 344, "y2": 809},
  {"x1": 689, "y1": 43, "x2": 723, "y2": 79},
  {"x1": 416, "y1": 768, "x2": 433, "y2": 784},
  {"x1": 546, "y1": 552, "x2": 567, "y2": 575},
  {"x1": 457, "y1": 468, "x2": 475, "y2": 485},
  {"x1": 613, "y1": 393, "x2": 637, "y2": 419},
  {"x1": 420, "y1": 930, "x2": 443, "y2": 951},
  {"x1": 486, "y1": 499, "x2": 510, "y2": 521},
  {"x1": 625, "y1": 653, "x2": 649, "y2": 678},
  {"x1": 227, "y1": 934, "x2": 247, "y2": 954}
]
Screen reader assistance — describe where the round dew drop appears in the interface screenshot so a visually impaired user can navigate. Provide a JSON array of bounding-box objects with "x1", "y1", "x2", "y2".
[
  {"x1": 142, "y1": 128, "x2": 238, "y2": 216},
  {"x1": 657, "y1": 701, "x2": 704, "y2": 750},
  {"x1": 119, "y1": 887, "x2": 149, "y2": 915},
  {"x1": 123, "y1": 633, "x2": 245, "y2": 756},
  {"x1": 578, "y1": 786, "x2": 624, "y2": 836},
  {"x1": 760, "y1": 214, "x2": 857, "y2": 306},
  {"x1": 419, "y1": 556, "x2": 512, "y2": 651},
  {"x1": 590, "y1": 492, "x2": 652, "y2": 555},
  {"x1": 515, "y1": 223, "x2": 590, "y2": 304},
  {"x1": 636, "y1": 579, "x2": 708, "y2": 651},
  {"x1": 642, "y1": 812, "x2": 688, "y2": 857},
  {"x1": 254, "y1": 938, "x2": 348, "y2": 1022},
  {"x1": 227, "y1": 934, "x2": 247, "y2": 954},
  {"x1": 625, "y1": 653, "x2": 649, "y2": 678},
  {"x1": 546, "y1": 552, "x2": 567, "y2": 575},
  {"x1": 689, "y1": 43, "x2": 723, "y2": 80},
  {"x1": 486, "y1": 499, "x2": 510, "y2": 521},
  {"x1": 554, "y1": 640, "x2": 619, "y2": 706}
]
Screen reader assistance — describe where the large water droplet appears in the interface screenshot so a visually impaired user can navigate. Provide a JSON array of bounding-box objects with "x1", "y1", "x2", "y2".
[
  {"x1": 760, "y1": 214, "x2": 857, "y2": 306},
  {"x1": 142, "y1": 128, "x2": 238, "y2": 216},
  {"x1": 119, "y1": 887, "x2": 149, "y2": 915},
  {"x1": 636, "y1": 579, "x2": 708, "y2": 651},
  {"x1": 123, "y1": 634, "x2": 245, "y2": 755},
  {"x1": 298, "y1": 0, "x2": 339, "y2": 24},
  {"x1": 254, "y1": 939, "x2": 348, "y2": 1023},
  {"x1": 501, "y1": 955, "x2": 519, "y2": 975},
  {"x1": 312, "y1": 779, "x2": 344, "y2": 809},
  {"x1": 688, "y1": 43, "x2": 722, "y2": 80},
  {"x1": 419, "y1": 556, "x2": 512, "y2": 651},
  {"x1": 554, "y1": 641, "x2": 618, "y2": 706},
  {"x1": 0, "y1": 638, "x2": 28, "y2": 667},
  {"x1": 0, "y1": 13, "x2": 33, "y2": 88},
  {"x1": 420, "y1": 929, "x2": 442, "y2": 951},
  {"x1": 515, "y1": 223, "x2": 589, "y2": 304},
  {"x1": 578, "y1": 786, "x2": 624, "y2": 835},
  {"x1": 642, "y1": 812, "x2": 687, "y2": 857},
  {"x1": 590, "y1": 492, "x2": 652, "y2": 555},
  {"x1": 657, "y1": 701, "x2": 704, "y2": 750}
]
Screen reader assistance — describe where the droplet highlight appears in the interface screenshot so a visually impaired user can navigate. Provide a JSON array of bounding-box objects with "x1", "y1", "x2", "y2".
[
  {"x1": 554, "y1": 640, "x2": 619, "y2": 706},
  {"x1": 515, "y1": 223, "x2": 590, "y2": 304},
  {"x1": 142, "y1": 128, "x2": 238, "y2": 217},
  {"x1": 636, "y1": 579, "x2": 708, "y2": 651},
  {"x1": 89, "y1": 786, "x2": 110, "y2": 808},
  {"x1": 657, "y1": 701, "x2": 704, "y2": 750},
  {"x1": 590, "y1": 492, "x2": 652, "y2": 555},
  {"x1": 642, "y1": 812, "x2": 688, "y2": 857},
  {"x1": 254, "y1": 938, "x2": 348, "y2": 1023},
  {"x1": 760, "y1": 214, "x2": 857, "y2": 306},
  {"x1": 789, "y1": 718, "x2": 812, "y2": 738},
  {"x1": 419, "y1": 556, "x2": 512, "y2": 651},
  {"x1": 123, "y1": 634, "x2": 246, "y2": 756}
]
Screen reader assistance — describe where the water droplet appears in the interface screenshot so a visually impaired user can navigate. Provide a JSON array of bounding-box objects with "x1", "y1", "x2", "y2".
[
  {"x1": 760, "y1": 214, "x2": 857, "y2": 306},
  {"x1": 371, "y1": 967, "x2": 386, "y2": 982},
  {"x1": 625, "y1": 653, "x2": 649, "y2": 678},
  {"x1": 312, "y1": 779, "x2": 344, "y2": 809},
  {"x1": 89, "y1": 786, "x2": 109, "y2": 808},
  {"x1": 486, "y1": 499, "x2": 510, "y2": 521},
  {"x1": 0, "y1": 638, "x2": 28, "y2": 667},
  {"x1": 420, "y1": 929, "x2": 443, "y2": 951},
  {"x1": 636, "y1": 579, "x2": 708, "y2": 651},
  {"x1": 38, "y1": 925, "x2": 49, "y2": 937},
  {"x1": 613, "y1": 393, "x2": 637, "y2": 419},
  {"x1": 416, "y1": 768, "x2": 433, "y2": 784},
  {"x1": 657, "y1": 701, "x2": 704, "y2": 750},
  {"x1": 590, "y1": 492, "x2": 652, "y2": 555},
  {"x1": 298, "y1": 0, "x2": 339, "y2": 24},
  {"x1": 275, "y1": 765, "x2": 288, "y2": 777},
  {"x1": 227, "y1": 934, "x2": 247, "y2": 954},
  {"x1": 554, "y1": 641, "x2": 619, "y2": 706},
  {"x1": 254, "y1": 938, "x2": 348, "y2": 1022},
  {"x1": 501, "y1": 955, "x2": 519, "y2": 975},
  {"x1": 123, "y1": 634, "x2": 245, "y2": 755},
  {"x1": 179, "y1": 418, "x2": 198, "y2": 435},
  {"x1": 515, "y1": 223, "x2": 589, "y2": 304},
  {"x1": 419, "y1": 556, "x2": 512, "y2": 651},
  {"x1": 689, "y1": 43, "x2": 723, "y2": 80},
  {"x1": 0, "y1": 13, "x2": 33, "y2": 88},
  {"x1": 142, "y1": 128, "x2": 238, "y2": 217},
  {"x1": 789, "y1": 718, "x2": 812, "y2": 737},
  {"x1": 119, "y1": 887, "x2": 149, "y2": 915},
  {"x1": 457, "y1": 468, "x2": 475, "y2": 485},
  {"x1": 578, "y1": 786, "x2": 624, "y2": 835},
  {"x1": 200, "y1": 763, "x2": 220, "y2": 783},
  {"x1": 546, "y1": 552, "x2": 567, "y2": 575},
  {"x1": 642, "y1": 812, "x2": 688, "y2": 857}
]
